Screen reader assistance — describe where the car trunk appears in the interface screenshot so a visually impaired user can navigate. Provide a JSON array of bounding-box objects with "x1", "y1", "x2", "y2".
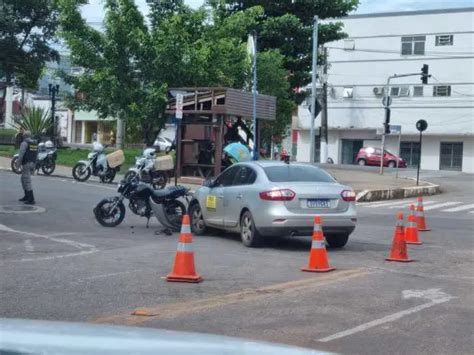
[{"x1": 282, "y1": 182, "x2": 348, "y2": 214}]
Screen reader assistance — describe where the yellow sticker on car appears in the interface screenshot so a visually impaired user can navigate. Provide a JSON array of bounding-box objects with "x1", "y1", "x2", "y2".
[{"x1": 206, "y1": 195, "x2": 217, "y2": 211}]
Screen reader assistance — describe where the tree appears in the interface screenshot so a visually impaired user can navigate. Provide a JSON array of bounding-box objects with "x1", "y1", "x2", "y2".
[
  {"x1": 211, "y1": 0, "x2": 359, "y2": 101},
  {"x1": 0, "y1": 0, "x2": 60, "y2": 121}
]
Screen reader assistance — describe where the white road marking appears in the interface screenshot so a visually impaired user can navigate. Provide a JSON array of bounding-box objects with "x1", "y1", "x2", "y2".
[
  {"x1": 388, "y1": 201, "x2": 437, "y2": 209},
  {"x1": 358, "y1": 200, "x2": 416, "y2": 208},
  {"x1": 318, "y1": 289, "x2": 455, "y2": 343},
  {"x1": 423, "y1": 202, "x2": 462, "y2": 211},
  {"x1": 442, "y1": 203, "x2": 474, "y2": 212},
  {"x1": 0, "y1": 224, "x2": 98, "y2": 263},
  {"x1": 23, "y1": 239, "x2": 34, "y2": 252}
]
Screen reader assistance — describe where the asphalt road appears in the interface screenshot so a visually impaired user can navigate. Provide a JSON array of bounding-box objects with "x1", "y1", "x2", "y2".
[{"x1": 1, "y1": 170, "x2": 473, "y2": 354}]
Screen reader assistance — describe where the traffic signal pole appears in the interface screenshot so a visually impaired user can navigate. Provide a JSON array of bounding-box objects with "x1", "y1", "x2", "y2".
[{"x1": 380, "y1": 67, "x2": 430, "y2": 175}]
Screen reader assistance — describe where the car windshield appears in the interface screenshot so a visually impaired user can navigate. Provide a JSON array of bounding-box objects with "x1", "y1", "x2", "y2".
[{"x1": 263, "y1": 165, "x2": 335, "y2": 183}]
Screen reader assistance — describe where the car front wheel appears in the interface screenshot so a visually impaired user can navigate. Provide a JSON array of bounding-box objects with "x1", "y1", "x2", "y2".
[
  {"x1": 325, "y1": 234, "x2": 349, "y2": 248},
  {"x1": 189, "y1": 203, "x2": 207, "y2": 235},
  {"x1": 387, "y1": 161, "x2": 396, "y2": 168},
  {"x1": 240, "y1": 210, "x2": 263, "y2": 248}
]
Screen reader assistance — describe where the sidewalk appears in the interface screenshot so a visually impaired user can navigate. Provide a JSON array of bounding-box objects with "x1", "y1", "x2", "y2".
[{"x1": 0, "y1": 157, "x2": 440, "y2": 201}]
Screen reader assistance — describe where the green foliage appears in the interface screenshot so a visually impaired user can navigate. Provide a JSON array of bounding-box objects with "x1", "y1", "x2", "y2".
[
  {"x1": 0, "y1": 128, "x2": 17, "y2": 137},
  {"x1": 0, "y1": 0, "x2": 60, "y2": 88},
  {"x1": 13, "y1": 106, "x2": 53, "y2": 137}
]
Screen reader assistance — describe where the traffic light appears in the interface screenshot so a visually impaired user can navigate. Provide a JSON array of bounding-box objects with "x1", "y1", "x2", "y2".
[
  {"x1": 421, "y1": 64, "x2": 429, "y2": 84},
  {"x1": 384, "y1": 107, "x2": 391, "y2": 134}
]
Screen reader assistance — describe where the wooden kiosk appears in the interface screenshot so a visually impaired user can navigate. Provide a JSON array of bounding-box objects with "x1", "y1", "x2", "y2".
[{"x1": 166, "y1": 88, "x2": 276, "y2": 182}]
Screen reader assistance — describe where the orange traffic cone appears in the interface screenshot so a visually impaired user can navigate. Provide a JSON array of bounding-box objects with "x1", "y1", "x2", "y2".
[
  {"x1": 405, "y1": 205, "x2": 422, "y2": 245},
  {"x1": 302, "y1": 216, "x2": 336, "y2": 273},
  {"x1": 166, "y1": 215, "x2": 203, "y2": 283},
  {"x1": 416, "y1": 195, "x2": 431, "y2": 232},
  {"x1": 386, "y1": 212, "x2": 413, "y2": 262}
]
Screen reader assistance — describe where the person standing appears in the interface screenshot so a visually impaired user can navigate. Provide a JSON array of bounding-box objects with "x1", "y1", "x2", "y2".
[{"x1": 17, "y1": 131, "x2": 38, "y2": 205}]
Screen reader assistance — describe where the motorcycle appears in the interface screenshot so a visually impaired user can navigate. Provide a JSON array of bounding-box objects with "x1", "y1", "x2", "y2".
[
  {"x1": 11, "y1": 140, "x2": 57, "y2": 175},
  {"x1": 124, "y1": 148, "x2": 168, "y2": 189},
  {"x1": 72, "y1": 143, "x2": 122, "y2": 183},
  {"x1": 93, "y1": 176, "x2": 189, "y2": 231}
]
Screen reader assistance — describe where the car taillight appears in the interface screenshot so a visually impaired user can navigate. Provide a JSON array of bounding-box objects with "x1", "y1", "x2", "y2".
[
  {"x1": 341, "y1": 189, "x2": 356, "y2": 202},
  {"x1": 259, "y1": 189, "x2": 295, "y2": 201}
]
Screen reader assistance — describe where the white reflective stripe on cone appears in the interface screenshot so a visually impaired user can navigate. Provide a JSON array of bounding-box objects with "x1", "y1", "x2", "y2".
[
  {"x1": 312, "y1": 240, "x2": 325, "y2": 249},
  {"x1": 181, "y1": 224, "x2": 191, "y2": 234},
  {"x1": 177, "y1": 242, "x2": 193, "y2": 252},
  {"x1": 313, "y1": 224, "x2": 322, "y2": 232}
]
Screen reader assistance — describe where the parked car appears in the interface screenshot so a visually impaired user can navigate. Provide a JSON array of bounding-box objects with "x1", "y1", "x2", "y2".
[
  {"x1": 355, "y1": 147, "x2": 407, "y2": 168},
  {"x1": 153, "y1": 136, "x2": 173, "y2": 153},
  {"x1": 189, "y1": 161, "x2": 357, "y2": 248}
]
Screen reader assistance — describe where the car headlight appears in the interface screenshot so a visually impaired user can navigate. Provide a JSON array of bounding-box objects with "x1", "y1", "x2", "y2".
[{"x1": 87, "y1": 152, "x2": 95, "y2": 159}]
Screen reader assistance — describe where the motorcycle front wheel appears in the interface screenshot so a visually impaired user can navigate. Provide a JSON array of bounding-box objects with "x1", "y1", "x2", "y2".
[
  {"x1": 94, "y1": 198, "x2": 126, "y2": 227},
  {"x1": 73, "y1": 162, "x2": 91, "y2": 182},
  {"x1": 11, "y1": 156, "x2": 22, "y2": 174},
  {"x1": 124, "y1": 171, "x2": 138, "y2": 183},
  {"x1": 163, "y1": 200, "x2": 187, "y2": 230},
  {"x1": 41, "y1": 159, "x2": 56, "y2": 175}
]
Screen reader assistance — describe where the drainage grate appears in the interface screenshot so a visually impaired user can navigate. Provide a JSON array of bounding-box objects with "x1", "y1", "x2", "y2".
[{"x1": 0, "y1": 205, "x2": 46, "y2": 214}]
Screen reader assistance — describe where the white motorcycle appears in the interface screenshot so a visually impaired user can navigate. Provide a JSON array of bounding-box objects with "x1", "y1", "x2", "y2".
[
  {"x1": 11, "y1": 140, "x2": 57, "y2": 175},
  {"x1": 124, "y1": 148, "x2": 169, "y2": 189},
  {"x1": 72, "y1": 143, "x2": 122, "y2": 183}
]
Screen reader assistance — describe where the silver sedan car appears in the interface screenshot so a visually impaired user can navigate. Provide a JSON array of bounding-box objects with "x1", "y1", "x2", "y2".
[{"x1": 189, "y1": 161, "x2": 357, "y2": 247}]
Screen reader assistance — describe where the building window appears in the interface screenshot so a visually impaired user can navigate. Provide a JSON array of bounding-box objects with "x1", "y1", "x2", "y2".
[
  {"x1": 440, "y1": 142, "x2": 463, "y2": 171},
  {"x1": 413, "y1": 86, "x2": 424, "y2": 97},
  {"x1": 401, "y1": 36, "x2": 426, "y2": 55},
  {"x1": 344, "y1": 39, "x2": 355, "y2": 50},
  {"x1": 343, "y1": 87, "x2": 353, "y2": 98},
  {"x1": 436, "y1": 35, "x2": 453, "y2": 46},
  {"x1": 390, "y1": 86, "x2": 410, "y2": 97},
  {"x1": 400, "y1": 142, "x2": 420, "y2": 167},
  {"x1": 433, "y1": 85, "x2": 451, "y2": 97}
]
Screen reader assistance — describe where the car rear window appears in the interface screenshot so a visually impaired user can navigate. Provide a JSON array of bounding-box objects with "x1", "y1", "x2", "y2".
[{"x1": 263, "y1": 165, "x2": 335, "y2": 183}]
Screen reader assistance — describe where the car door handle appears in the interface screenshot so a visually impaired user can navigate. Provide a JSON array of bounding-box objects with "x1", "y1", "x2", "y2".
[
  {"x1": 236, "y1": 194, "x2": 243, "y2": 200},
  {"x1": 217, "y1": 195, "x2": 224, "y2": 199}
]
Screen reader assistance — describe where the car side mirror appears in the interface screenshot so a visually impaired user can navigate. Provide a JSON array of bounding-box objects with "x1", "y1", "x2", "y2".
[{"x1": 203, "y1": 177, "x2": 216, "y2": 188}]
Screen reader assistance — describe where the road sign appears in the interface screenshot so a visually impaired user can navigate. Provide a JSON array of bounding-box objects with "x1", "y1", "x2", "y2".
[
  {"x1": 416, "y1": 119, "x2": 428, "y2": 132},
  {"x1": 382, "y1": 96, "x2": 392, "y2": 107},
  {"x1": 176, "y1": 94, "x2": 183, "y2": 119},
  {"x1": 390, "y1": 124, "x2": 402, "y2": 134}
]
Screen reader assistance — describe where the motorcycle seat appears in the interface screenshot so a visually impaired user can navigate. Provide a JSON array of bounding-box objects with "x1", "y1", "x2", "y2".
[{"x1": 151, "y1": 185, "x2": 189, "y2": 200}]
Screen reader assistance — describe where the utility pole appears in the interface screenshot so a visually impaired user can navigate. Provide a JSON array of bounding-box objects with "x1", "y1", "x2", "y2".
[
  {"x1": 320, "y1": 46, "x2": 328, "y2": 164},
  {"x1": 309, "y1": 15, "x2": 319, "y2": 164},
  {"x1": 251, "y1": 31, "x2": 258, "y2": 160},
  {"x1": 48, "y1": 84, "x2": 59, "y2": 141}
]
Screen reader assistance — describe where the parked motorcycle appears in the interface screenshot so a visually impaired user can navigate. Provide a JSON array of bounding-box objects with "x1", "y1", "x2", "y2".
[
  {"x1": 93, "y1": 176, "x2": 189, "y2": 231},
  {"x1": 72, "y1": 143, "x2": 122, "y2": 183},
  {"x1": 11, "y1": 140, "x2": 57, "y2": 175},
  {"x1": 124, "y1": 148, "x2": 168, "y2": 189}
]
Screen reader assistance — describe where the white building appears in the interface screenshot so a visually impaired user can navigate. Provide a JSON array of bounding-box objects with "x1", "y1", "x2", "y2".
[{"x1": 296, "y1": 7, "x2": 474, "y2": 173}]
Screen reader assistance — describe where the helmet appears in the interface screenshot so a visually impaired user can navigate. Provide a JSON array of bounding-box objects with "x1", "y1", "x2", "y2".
[
  {"x1": 45, "y1": 140, "x2": 54, "y2": 149},
  {"x1": 223, "y1": 142, "x2": 251, "y2": 163},
  {"x1": 93, "y1": 142, "x2": 104, "y2": 152},
  {"x1": 38, "y1": 142, "x2": 46, "y2": 152},
  {"x1": 143, "y1": 148, "x2": 156, "y2": 160}
]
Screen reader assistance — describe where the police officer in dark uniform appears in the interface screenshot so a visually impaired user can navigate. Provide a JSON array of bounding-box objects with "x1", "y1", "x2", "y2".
[{"x1": 16, "y1": 131, "x2": 38, "y2": 205}]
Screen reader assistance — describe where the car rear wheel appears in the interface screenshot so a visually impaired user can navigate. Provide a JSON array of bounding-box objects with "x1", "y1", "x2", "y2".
[
  {"x1": 326, "y1": 234, "x2": 349, "y2": 248},
  {"x1": 189, "y1": 203, "x2": 207, "y2": 235},
  {"x1": 240, "y1": 211, "x2": 263, "y2": 248},
  {"x1": 357, "y1": 159, "x2": 366, "y2": 166},
  {"x1": 387, "y1": 161, "x2": 396, "y2": 168}
]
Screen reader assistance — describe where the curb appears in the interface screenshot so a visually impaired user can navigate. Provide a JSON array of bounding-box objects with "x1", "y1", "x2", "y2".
[{"x1": 356, "y1": 180, "x2": 441, "y2": 202}]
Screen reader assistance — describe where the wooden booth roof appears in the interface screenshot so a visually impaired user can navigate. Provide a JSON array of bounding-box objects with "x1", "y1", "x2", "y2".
[{"x1": 166, "y1": 87, "x2": 276, "y2": 121}]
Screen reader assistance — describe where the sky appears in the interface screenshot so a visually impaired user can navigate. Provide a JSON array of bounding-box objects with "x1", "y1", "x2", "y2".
[{"x1": 81, "y1": 0, "x2": 474, "y2": 24}]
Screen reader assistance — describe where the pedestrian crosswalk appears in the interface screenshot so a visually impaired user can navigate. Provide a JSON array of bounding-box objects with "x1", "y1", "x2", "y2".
[{"x1": 357, "y1": 199, "x2": 474, "y2": 214}]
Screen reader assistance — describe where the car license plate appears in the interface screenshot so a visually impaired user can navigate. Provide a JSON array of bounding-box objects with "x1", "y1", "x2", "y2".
[{"x1": 307, "y1": 199, "x2": 330, "y2": 208}]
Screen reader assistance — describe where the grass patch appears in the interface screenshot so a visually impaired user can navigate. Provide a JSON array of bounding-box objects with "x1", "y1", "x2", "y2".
[
  {"x1": 0, "y1": 145, "x2": 15, "y2": 157},
  {"x1": 0, "y1": 145, "x2": 174, "y2": 172}
]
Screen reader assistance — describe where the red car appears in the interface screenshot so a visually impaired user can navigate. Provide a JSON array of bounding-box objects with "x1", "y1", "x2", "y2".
[{"x1": 355, "y1": 147, "x2": 407, "y2": 168}]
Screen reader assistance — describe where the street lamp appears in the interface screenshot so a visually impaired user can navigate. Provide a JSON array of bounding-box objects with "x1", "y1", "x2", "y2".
[{"x1": 48, "y1": 83, "x2": 60, "y2": 142}]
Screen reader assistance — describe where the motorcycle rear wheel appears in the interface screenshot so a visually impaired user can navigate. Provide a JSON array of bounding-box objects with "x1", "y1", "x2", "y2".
[
  {"x1": 163, "y1": 200, "x2": 186, "y2": 231},
  {"x1": 41, "y1": 159, "x2": 56, "y2": 175},
  {"x1": 94, "y1": 198, "x2": 126, "y2": 227},
  {"x1": 101, "y1": 168, "x2": 116, "y2": 183}
]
